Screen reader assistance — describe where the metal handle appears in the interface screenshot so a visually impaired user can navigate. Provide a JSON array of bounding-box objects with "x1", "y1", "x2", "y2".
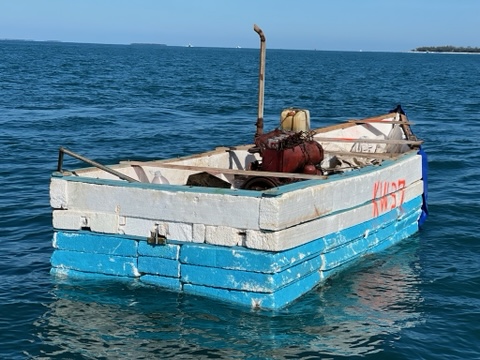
[{"x1": 57, "y1": 147, "x2": 139, "y2": 183}]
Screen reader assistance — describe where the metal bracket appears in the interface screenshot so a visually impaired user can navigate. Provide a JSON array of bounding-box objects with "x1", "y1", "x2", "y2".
[{"x1": 147, "y1": 224, "x2": 167, "y2": 245}]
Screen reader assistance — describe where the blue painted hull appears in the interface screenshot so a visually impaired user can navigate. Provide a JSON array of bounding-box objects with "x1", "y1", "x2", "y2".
[{"x1": 51, "y1": 195, "x2": 422, "y2": 310}]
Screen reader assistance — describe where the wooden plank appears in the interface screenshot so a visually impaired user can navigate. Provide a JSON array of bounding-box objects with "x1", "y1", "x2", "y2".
[
  {"x1": 399, "y1": 113, "x2": 418, "y2": 141},
  {"x1": 348, "y1": 119, "x2": 414, "y2": 125},
  {"x1": 313, "y1": 121, "x2": 355, "y2": 134},
  {"x1": 324, "y1": 150, "x2": 403, "y2": 160},
  {"x1": 347, "y1": 113, "x2": 396, "y2": 123},
  {"x1": 123, "y1": 161, "x2": 328, "y2": 180},
  {"x1": 123, "y1": 148, "x2": 412, "y2": 179},
  {"x1": 315, "y1": 137, "x2": 423, "y2": 145},
  {"x1": 313, "y1": 112, "x2": 401, "y2": 134}
]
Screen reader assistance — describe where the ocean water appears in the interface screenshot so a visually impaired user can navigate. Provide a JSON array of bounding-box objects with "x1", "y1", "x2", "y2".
[{"x1": 1, "y1": 40, "x2": 479, "y2": 359}]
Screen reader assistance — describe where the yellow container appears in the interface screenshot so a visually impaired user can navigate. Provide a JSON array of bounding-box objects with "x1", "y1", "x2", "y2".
[{"x1": 280, "y1": 108, "x2": 310, "y2": 132}]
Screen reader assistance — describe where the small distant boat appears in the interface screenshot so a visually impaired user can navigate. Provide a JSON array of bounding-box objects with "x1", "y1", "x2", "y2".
[
  {"x1": 49, "y1": 25, "x2": 428, "y2": 310},
  {"x1": 187, "y1": 43, "x2": 193, "y2": 48}
]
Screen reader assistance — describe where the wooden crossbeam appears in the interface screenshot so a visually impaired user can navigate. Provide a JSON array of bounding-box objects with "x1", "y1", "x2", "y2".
[
  {"x1": 315, "y1": 137, "x2": 423, "y2": 145},
  {"x1": 324, "y1": 150, "x2": 404, "y2": 160},
  {"x1": 123, "y1": 161, "x2": 328, "y2": 180},
  {"x1": 348, "y1": 119, "x2": 414, "y2": 125}
]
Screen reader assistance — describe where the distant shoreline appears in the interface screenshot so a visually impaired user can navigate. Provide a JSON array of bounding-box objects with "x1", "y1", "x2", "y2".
[
  {"x1": 2, "y1": 38, "x2": 479, "y2": 53},
  {"x1": 412, "y1": 46, "x2": 480, "y2": 53},
  {"x1": 0, "y1": 39, "x2": 168, "y2": 47},
  {"x1": 130, "y1": 43, "x2": 167, "y2": 47}
]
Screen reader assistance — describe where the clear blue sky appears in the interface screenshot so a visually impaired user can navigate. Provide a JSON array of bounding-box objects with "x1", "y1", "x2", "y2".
[{"x1": 0, "y1": 0, "x2": 478, "y2": 51}]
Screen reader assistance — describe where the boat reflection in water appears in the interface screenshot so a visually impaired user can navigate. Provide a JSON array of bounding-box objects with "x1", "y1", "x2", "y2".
[
  {"x1": 32, "y1": 237, "x2": 424, "y2": 358},
  {"x1": 297, "y1": 237, "x2": 425, "y2": 356}
]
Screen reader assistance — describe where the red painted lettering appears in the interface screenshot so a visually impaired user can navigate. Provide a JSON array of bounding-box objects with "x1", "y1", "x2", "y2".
[{"x1": 372, "y1": 178, "x2": 406, "y2": 217}]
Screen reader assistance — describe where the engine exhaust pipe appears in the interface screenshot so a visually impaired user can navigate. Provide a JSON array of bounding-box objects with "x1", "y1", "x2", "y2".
[{"x1": 254, "y1": 24, "x2": 266, "y2": 138}]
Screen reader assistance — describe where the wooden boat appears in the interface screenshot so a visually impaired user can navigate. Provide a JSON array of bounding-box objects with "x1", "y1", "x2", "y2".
[{"x1": 49, "y1": 25, "x2": 428, "y2": 310}]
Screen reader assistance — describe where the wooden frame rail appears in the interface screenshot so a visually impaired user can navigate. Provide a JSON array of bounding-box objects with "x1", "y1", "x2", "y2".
[
  {"x1": 123, "y1": 161, "x2": 328, "y2": 180},
  {"x1": 315, "y1": 137, "x2": 423, "y2": 145}
]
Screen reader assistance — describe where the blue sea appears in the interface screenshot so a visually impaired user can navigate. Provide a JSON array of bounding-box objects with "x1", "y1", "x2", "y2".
[{"x1": 1, "y1": 40, "x2": 479, "y2": 359}]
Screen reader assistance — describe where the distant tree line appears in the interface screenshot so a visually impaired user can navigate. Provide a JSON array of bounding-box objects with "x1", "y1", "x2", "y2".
[{"x1": 413, "y1": 45, "x2": 480, "y2": 53}]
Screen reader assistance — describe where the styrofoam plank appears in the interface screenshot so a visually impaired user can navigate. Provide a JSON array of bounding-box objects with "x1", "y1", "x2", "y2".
[
  {"x1": 182, "y1": 270, "x2": 322, "y2": 310},
  {"x1": 53, "y1": 231, "x2": 138, "y2": 256},
  {"x1": 181, "y1": 255, "x2": 322, "y2": 293},
  {"x1": 51, "y1": 250, "x2": 139, "y2": 277},
  {"x1": 138, "y1": 241, "x2": 180, "y2": 259},
  {"x1": 259, "y1": 154, "x2": 423, "y2": 230},
  {"x1": 50, "y1": 267, "x2": 134, "y2": 282},
  {"x1": 52, "y1": 209, "x2": 84, "y2": 230},
  {"x1": 246, "y1": 181, "x2": 423, "y2": 251},
  {"x1": 50, "y1": 178, "x2": 68, "y2": 209},
  {"x1": 205, "y1": 225, "x2": 244, "y2": 247},
  {"x1": 55, "y1": 181, "x2": 262, "y2": 229},
  {"x1": 52, "y1": 210, "x2": 119, "y2": 233},
  {"x1": 139, "y1": 274, "x2": 182, "y2": 291},
  {"x1": 192, "y1": 223, "x2": 206, "y2": 243},
  {"x1": 120, "y1": 217, "x2": 193, "y2": 240},
  {"x1": 137, "y1": 256, "x2": 180, "y2": 278}
]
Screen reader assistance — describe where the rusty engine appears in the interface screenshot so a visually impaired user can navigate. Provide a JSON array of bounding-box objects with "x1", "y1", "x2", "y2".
[{"x1": 243, "y1": 128, "x2": 324, "y2": 190}]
